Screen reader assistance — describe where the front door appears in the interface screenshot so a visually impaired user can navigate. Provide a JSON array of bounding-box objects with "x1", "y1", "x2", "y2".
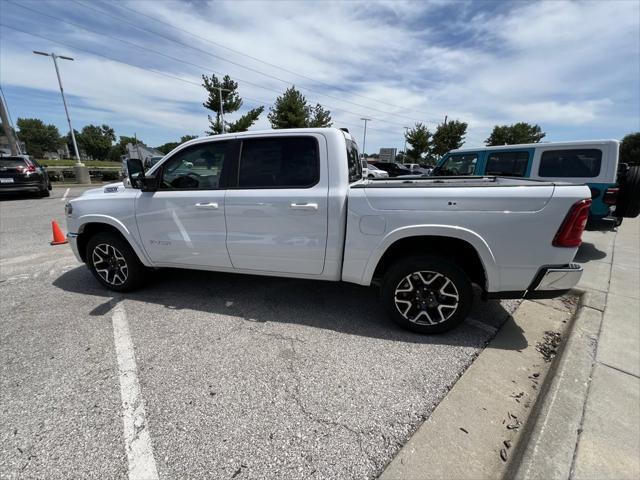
[
  {"x1": 225, "y1": 134, "x2": 328, "y2": 275},
  {"x1": 136, "y1": 140, "x2": 233, "y2": 268}
]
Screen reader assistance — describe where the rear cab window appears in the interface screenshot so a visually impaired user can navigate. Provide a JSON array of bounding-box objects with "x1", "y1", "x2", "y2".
[
  {"x1": 346, "y1": 139, "x2": 362, "y2": 183},
  {"x1": 538, "y1": 149, "x2": 602, "y2": 178}
]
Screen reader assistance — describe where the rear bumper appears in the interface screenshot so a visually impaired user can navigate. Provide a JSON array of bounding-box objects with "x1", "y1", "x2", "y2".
[
  {"x1": 486, "y1": 263, "x2": 583, "y2": 300},
  {"x1": 586, "y1": 215, "x2": 620, "y2": 231},
  {"x1": 0, "y1": 182, "x2": 45, "y2": 194}
]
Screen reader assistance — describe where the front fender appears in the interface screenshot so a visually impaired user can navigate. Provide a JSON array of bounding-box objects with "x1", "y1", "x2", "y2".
[
  {"x1": 76, "y1": 214, "x2": 152, "y2": 266},
  {"x1": 361, "y1": 224, "x2": 499, "y2": 289}
]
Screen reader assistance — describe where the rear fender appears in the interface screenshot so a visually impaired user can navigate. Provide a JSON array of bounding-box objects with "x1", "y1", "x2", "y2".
[{"x1": 362, "y1": 225, "x2": 499, "y2": 288}]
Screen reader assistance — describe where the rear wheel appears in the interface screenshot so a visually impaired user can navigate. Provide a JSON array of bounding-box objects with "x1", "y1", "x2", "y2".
[
  {"x1": 86, "y1": 232, "x2": 146, "y2": 292},
  {"x1": 381, "y1": 256, "x2": 473, "y2": 334},
  {"x1": 617, "y1": 165, "x2": 640, "y2": 218}
]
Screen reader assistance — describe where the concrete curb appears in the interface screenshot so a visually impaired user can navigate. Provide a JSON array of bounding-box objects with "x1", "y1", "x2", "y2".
[
  {"x1": 378, "y1": 297, "x2": 578, "y2": 480},
  {"x1": 507, "y1": 290, "x2": 603, "y2": 479}
]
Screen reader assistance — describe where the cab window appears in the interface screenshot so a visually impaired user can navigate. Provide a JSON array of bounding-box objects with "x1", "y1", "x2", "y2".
[
  {"x1": 238, "y1": 136, "x2": 319, "y2": 188},
  {"x1": 346, "y1": 140, "x2": 362, "y2": 183},
  {"x1": 538, "y1": 149, "x2": 602, "y2": 178},
  {"x1": 435, "y1": 153, "x2": 478, "y2": 176},
  {"x1": 486, "y1": 151, "x2": 529, "y2": 177},
  {"x1": 160, "y1": 141, "x2": 228, "y2": 190}
]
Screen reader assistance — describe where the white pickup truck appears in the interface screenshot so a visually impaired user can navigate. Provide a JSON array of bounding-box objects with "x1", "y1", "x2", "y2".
[{"x1": 65, "y1": 128, "x2": 591, "y2": 333}]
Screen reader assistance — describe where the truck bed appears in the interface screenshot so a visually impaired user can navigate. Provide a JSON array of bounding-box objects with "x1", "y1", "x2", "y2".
[{"x1": 356, "y1": 176, "x2": 564, "y2": 188}]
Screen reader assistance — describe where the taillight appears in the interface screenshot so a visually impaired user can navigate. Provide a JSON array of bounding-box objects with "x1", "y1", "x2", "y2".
[
  {"x1": 603, "y1": 187, "x2": 618, "y2": 206},
  {"x1": 553, "y1": 199, "x2": 592, "y2": 247}
]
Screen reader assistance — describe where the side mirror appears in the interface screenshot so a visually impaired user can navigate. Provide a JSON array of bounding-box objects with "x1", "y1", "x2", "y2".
[{"x1": 126, "y1": 158, "x2": 145, "y2": 189}]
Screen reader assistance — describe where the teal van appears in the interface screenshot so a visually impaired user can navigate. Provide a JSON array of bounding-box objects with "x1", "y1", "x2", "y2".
[{"x1": 431, "y1": 140, "x2": 640, "y2": 229}]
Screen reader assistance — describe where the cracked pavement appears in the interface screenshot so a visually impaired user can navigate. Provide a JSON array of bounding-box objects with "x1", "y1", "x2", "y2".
[{"x1": 1, "y1": 187, "x2": 520, "y2": 479}]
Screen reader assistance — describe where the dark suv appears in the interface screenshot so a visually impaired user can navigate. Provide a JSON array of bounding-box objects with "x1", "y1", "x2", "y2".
[
  {"x1": 0, "y1": 156, "x2": 51, "y2": 197},
  {"x1": 372, "y1": 162, "x2": 412, "y2": 177}
]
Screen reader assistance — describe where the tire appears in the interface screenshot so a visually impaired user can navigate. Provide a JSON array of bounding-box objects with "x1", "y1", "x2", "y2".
[
  {"x1": 368, "y1": 174, "x2": 374, "y2": 179},
  {"x1": 85, "y1": 232, "x2": 147, "y2": 292},
  {"x1": 40, "y1": 187, "x2": 50, "y2": 197},
  {"x1": 617, "y1": 165, "x2": 640, "y2": 218},
  {"x1": 381, "y1": 255, "x2": 473, "y2": 334}
]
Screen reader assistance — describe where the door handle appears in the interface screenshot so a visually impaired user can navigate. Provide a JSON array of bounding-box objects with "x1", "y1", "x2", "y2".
[
  {"x1": 289, "y1": 202, "x2": 318, "y2": 210},
  {"x1": 195, "y1": 202, "x2": 219, "y2": 209}
]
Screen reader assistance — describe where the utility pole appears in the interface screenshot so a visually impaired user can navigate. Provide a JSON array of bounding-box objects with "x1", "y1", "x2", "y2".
[
  {"x1": 360, "y1": 118, "x2": 371, "y2": 160},
  {"x1": 33, "y1": 51, "x2": 89, "y2": 183},
  {"x1": 217, "y1": 86, "x2": 232, "y2": 133},
  {"x1": 402, "y1": 126, "x2": 409, "y2": 163},
  {"x1": 0, "y1": 93, "x2": 19, "y2": 156}
]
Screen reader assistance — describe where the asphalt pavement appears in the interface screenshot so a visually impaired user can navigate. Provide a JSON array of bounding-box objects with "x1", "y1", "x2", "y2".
[{"x1": 1, "y1": 186, "x2": 520, "y2": 479}]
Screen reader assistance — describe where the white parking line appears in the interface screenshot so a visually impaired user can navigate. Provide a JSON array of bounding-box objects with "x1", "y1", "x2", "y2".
[
  {"x1": 60, "y1": 188, "x2": 70, "y2": 201},
  {"x1": 112, "y1": 302, "x2": 159, "y2": 480}
]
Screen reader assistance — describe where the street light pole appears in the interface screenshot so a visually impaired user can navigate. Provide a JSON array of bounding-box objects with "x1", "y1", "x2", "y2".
[
  {"x1": 402, "y1": 126, "x2": 409, "y2": 163},
  {"x1": 360, "y1": 117, "x2": 371, "y2": 160},
  {"x1": 33, "y1": 51, "x2": 89, "y2": 183},
  {"x1": 0, "y1": 93, "x2": 19, "y2": 156}
]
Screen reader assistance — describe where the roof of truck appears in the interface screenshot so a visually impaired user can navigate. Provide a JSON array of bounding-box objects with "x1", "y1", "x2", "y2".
[
  {"x1": 449, "y1": 139, "x2": 619, "y2": 154},
  {"x1": 183, "y1": 128, "x2": 356, "y2": 145}
]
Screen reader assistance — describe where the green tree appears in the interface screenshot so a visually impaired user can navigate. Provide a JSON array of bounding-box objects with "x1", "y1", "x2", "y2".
[
  {"x1": 404, "y1": 123, "x2": 431, "y2": 161},
  {"x1": 16, "y1": 118, "x2": 62, "y2": 158},
  {"x1": 75, "y1": 124, "x2": 116, "y2": 160},
  {"x1": 431, "y1": 119, "x2": 468, "y2": 157},
  {"x1": 485, "y1": 122, "x2": 545, "y2": 146},
  {"x1": 620, "y1": 132, "x2": 640, "y2": 166},
  {"x1": 268, "y1": 86, "x2": 332, "y2": 129},
  {"x1": 155, "y1": 135, "x2": 198, "y2": 154},
  {"x1": 108, "y1": 135, "x2": 145, "y2": 161},
  {"x1": 308, "y1": 103, "x2": 332, "y2": 128},
  {"x1": 202, "y1": 74, "x2": 264, "y2": 134}
]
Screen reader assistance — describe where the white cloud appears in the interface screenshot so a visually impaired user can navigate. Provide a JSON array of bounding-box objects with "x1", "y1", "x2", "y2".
[{"x1": 0, "y1": 0, "x2": 637, "y2": 150}]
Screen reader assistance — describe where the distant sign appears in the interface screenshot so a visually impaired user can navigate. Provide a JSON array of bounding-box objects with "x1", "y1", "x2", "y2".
[{"x1": 379, "y1": 148, "x2": 397, "y2": 162}]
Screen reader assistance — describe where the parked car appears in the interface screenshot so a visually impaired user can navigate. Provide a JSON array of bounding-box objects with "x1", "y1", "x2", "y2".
[
  {"x1": 0, "y1": 155, "x2": 51, "y2": 197},
  {"x1": 362, "y1": 160, "x2": 389, "y2": 179},
  {"x1": 374, "y1": 162, "x2": 412, "y2": 177},
  {"x1": 431, "y1": 140, "x2": 640, "y2": 229},
  {"x1": 65, "y1": 128, "x2": 590, "y2": 334},
  {"x1": 403, "y1": 163, "x2": 430, "y2": 175}
]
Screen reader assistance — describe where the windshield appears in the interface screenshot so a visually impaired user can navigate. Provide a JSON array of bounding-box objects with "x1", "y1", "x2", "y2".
[{"x1": 433, "y1": 153, "x2": 478, "y2": 176}]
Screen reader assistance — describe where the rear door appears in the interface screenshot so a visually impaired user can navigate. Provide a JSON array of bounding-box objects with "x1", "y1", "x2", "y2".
[{"x1": 225, "y1": 134, "x2": 329, "y2": 275}]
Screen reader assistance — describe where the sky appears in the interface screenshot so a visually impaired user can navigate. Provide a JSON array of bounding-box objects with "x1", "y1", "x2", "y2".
[{"x1": 0, "y1": 0, "x2": 639, "y2": 153}]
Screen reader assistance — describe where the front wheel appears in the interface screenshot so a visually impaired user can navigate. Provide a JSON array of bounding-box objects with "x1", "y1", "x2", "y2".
[
  {"x1": 381, "y1": 256, "x2": 473, "y2": 334},
  {"x1": 86, "y1": 232, "x2": 147, "y2": 292}
]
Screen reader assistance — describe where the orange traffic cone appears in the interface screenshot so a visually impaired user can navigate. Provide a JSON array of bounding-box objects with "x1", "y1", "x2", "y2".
[{"x1": 50, "y1": 220, "x2": 68, "y2": 245}]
